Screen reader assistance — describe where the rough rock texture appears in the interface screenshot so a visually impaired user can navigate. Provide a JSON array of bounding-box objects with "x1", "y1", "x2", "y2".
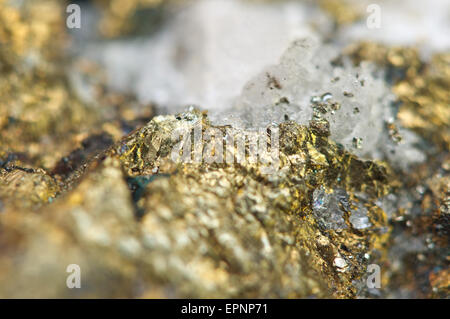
[
  {"x1": 0, "y1": 0, "x2": 154, "y2": 171},
  {"x1": 0, "y1": 0, "x2": 448, "y2": 299},
  {"x1": 1, "y1": 109, "x2": 393, "y2": 298}
]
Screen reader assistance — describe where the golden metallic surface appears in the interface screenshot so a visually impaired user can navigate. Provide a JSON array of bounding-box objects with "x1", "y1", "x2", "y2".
[
  {"x1": 0, "y1": 0, "x2": 448, "y2": 299},
  {"x1": 0, "y1": 110, "x2": 393, "y2": 298},
  {"x1": 344, "y1": 42, "x2": 449, "y2": 297},
  {"x1": 0, "y1": 1, "x2": 154, "y2": 170},
  {"x1": 0, "y1": 167, "x2": 59, "y2": 209}
]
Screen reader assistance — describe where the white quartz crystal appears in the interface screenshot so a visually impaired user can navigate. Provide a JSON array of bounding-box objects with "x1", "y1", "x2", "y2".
[
  {"x1": 349, "y1": 203, "x2": 372, "y2": 230},
  {"x1": 213, "y1": 38, "x2": 425, "y2": 167}
]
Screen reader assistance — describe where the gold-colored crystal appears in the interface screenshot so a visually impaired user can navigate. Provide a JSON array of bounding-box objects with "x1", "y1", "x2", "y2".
[{"x1": 0, "y1": 0, "x2": 448, "y2": 299}]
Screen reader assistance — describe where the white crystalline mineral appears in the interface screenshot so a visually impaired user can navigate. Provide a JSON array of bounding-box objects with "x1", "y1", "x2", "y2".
[
  {"x1": 212, "y1": 38, "x2": 426, "y2": 168},
  {"x1": 349, "y1": 203, "x2": 372, "y2": 230},
  {"x1": 83, "y1": 0, "x2": 326, "y2": 113},
  {"x1": 312, "y1": 187, "x2": 347, "y2": 230}
]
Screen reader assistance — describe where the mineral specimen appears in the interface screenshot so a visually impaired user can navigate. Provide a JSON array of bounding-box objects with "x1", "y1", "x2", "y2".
[
  {"x1": 214, "y1": 38, "x2": 427, "y2": 171},
  {"x1": 0, "y1": 109, "x2": 393, "y2": 298},
  {"x1": 0, "y1": 0, "x2": 448, "y2": 299}
]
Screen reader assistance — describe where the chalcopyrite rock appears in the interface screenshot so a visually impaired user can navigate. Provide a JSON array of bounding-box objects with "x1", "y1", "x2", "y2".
[
  {"x1": 0, "y1": 0, "x2": 448, "y2": 300},
  {"x1": 0, "y1": 110, "x2": 393, "y2": 298},
  {"x1": 0, "y1": 167, "x2": 59, "y2": 209}
]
